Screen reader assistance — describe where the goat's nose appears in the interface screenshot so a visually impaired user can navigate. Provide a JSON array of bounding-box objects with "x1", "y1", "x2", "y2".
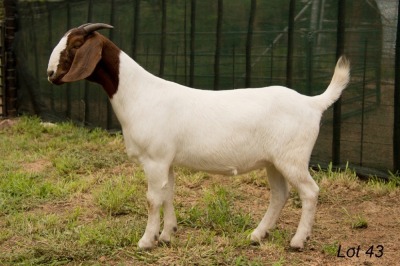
[{"x1": 47, "y1": 70, "x2": 54, "y2": 78}]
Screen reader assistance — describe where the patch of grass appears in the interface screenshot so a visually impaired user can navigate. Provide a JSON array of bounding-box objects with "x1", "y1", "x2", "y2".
[
  {"x1": 268, "y1": 228, "x2": 291, "y2": 247},
  {"x1": 388, "y1": 171, "x2": 400, "y2": 185},
  {"x1": 235, "y1": 170, "x2": 269, "y2": 188},
  {"x1": 233, "y1": 255, "x2": 265, "y2": 266},
  {"x1": 179, "y1": 204, "x2": 203, "y2": 228},
  {"x1": 177, "y1": 168, "x2": 209, "y2": 188},
  {"x1": 0, "y1": 172, "x2": 50, "y2": 214},
  {"x1": 182, "y1": 185, "x2": 254, "y2": 235},
  {"x1": 366, "y1": 173, "x2": 400, "y2": 195},
  {"x1": 342, "y1": 207, "x2": 368, "y2": 229},
  {"x1": 77, "y1": 218, "x2": 141, "y2": 248},
  {"x1": 350, "y1": 214, "x2": 368, "y2": 229},
  {"x1": 52, "y1": 153, "x2": 82, "y2": 174},
  {"x1": 312, "y1": 163, "x2": 362, "y2": 205},
  {"x1": 12, "y1": 116, "x2": 47, "y2": 138},
  {"x1": 313, "y1": 162, "x2": 359, "y2": 186},
  {"x1": 271, "y1": 257, "x2": 286, "y2": 266},
  {"x1": 322, "y1": 241, "x2": 339, "y2": 256},
  {"x1": 0, "y1": 117, "x2": 139, "y2": 264},
  {"x1": 94, "y1": 174, "x2": 144, "y2": 216},
  {"x1": 177, "y1": 185, "x2": 255, "y2": 251}
]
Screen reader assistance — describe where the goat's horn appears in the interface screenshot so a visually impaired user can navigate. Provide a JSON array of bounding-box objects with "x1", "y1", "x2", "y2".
[{"x1": 79, "y1": 23, "x2": 113, "y2": 33}]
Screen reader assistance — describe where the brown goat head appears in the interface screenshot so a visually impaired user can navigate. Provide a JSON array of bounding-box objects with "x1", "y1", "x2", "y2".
[{"x1": 47, "y1": 23, "x2": 113, "y2": 85}]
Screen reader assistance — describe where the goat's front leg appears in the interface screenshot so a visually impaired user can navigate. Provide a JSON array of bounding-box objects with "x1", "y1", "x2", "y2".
[
  {"x1": 138, "y1": 162, "x2": 170, "y2": 249},
  {"x1": 159, "y1": 167, "x2": 177, "y2": 244}
]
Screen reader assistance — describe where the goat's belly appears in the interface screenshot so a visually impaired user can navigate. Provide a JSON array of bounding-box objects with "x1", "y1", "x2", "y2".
[
  {"x1": 174, "y1": 154, "x2": 267, "y2": 176},
  {"x1": 172, "y1": 134, "x2": 271, "y2": 175}
]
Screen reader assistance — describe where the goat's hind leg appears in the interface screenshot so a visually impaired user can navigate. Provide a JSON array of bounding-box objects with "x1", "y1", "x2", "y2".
[
  {"x1": 250, "y1": 164, "x2": 289, "y2": 244},
  {"x1": 289, "y1": 172, "x2": 319, "y2": 250},
  {"x1": 277, "y1": 164, "x2": 319, "y2": 250},
  {"x1": 159, "y1": 167, "x2": 178, "y2": 244}
]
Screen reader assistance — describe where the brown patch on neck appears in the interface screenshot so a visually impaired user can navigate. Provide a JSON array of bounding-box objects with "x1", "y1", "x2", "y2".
[{"x1": 86, "y1": 35, "x2": 120, "y2": 98}]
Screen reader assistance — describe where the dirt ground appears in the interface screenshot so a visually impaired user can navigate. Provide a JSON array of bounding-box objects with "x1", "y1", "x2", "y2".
[
  {"x1": 152, "y1": 170, "x2": 400, "y2": 265},
  {"x1": 241, "y1": 174, "x2": 400, "y2": 266}
]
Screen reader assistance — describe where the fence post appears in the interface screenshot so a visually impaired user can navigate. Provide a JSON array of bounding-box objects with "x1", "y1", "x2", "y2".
[
  {"x1": 305, "y1": 33, "x2": 314, "y2": 95},
  {"x1": 66, "y1": 2, "x2": 72, "y2": 118},
  {"x1": 394, "y1": 0, "x2": 400, "y2": 173},
  {"x1": 332, "y1": 0, "x2": 346, "y2": 166},
  {"x1": 132, "y1": 0, "x2": 141, "y2": 59},
  {"x1": 213, "y1": 0, "x2": 223, "y2": 90},
  {"x1": 0, "y1": 21, "x2": 5, "y2": 116},
  {"x1": 189, "y1": 0, "x2": 196, "y2": 88},
  {"x1": 159, "y1": 0, "x2": 166, "y2": 78},
  {"x1": 245, "y1": 0, "x2": 256, "y2": 88},
  {"x1": 107, "y1": 0, "x2": 116, "y2": 129},
  {"x1": 3, "y1": 0, "x2": 18, "y2": 117},
  {"x1": 286, "y1": 0, "x2": 295, "y2": 88},
  {"x1": 46, "y1": 1, "x2": 55, "y2": 114},
  {"x1": 84, "y1": 0, "x2": 94, "y2": 125},
  {"x1": 360, "y1": 40, "x2": 368, "y2": 167},
  {"x1": 270, "y1": 42, "x2": 274, "y2": 85},
  {"x1": 232, "y1": 45, "x2": 235, "y2": 89}
]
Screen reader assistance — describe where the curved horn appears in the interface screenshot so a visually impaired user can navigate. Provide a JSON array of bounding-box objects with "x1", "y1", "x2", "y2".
[{"x1": 79, "y1": 23, "x2": 113, "y2": 34}]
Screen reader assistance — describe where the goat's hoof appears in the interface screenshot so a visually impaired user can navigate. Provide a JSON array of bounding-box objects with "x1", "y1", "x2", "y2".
[
  {"x1": 288, "y1": 245, "x2": 304, "y2": 252},
  {"x1": 159, "y1": 232, "x2": 171, "y2": 242},
  {"x1": 138, "y1": 237, "x2": 156, "y2": 250},
  {"x1": 289, "y1": 238, "x2": 305, "y2": 251},
  {"x1": 158, "y1": 239, "x2": 171, "y2": 247},
  {"x1": 249, "y1": 234, "x2": 261, "y2": 246},
  {"x1": 249, "y1": 229, "x2": 269, "y2": 245}
]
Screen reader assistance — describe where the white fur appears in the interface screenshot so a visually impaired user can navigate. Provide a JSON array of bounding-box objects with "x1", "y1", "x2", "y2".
[
  {"x1": 110, "y1": 51, "x2": 349, "y2": 249},
  {"x1": 47, "y1": 34, "x2": 69, "y2": 80},
  {"x1": 48, "y1": 32, "x2": 350, "y2": 250}
]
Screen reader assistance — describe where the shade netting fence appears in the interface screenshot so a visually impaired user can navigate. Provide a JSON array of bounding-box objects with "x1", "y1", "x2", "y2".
[{"x1": 2, "y1": 0, "x2": 400, "y2": 175}]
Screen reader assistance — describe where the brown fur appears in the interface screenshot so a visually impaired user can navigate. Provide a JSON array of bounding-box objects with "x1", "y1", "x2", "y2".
[{"x1": 53, "y1": 29, "x2": 121, "y2": 98}]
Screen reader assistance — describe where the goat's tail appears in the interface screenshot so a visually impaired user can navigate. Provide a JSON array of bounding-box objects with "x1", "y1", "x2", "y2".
[{"x1": 312, "y1": 56, "x2": 350, "y2": 112}]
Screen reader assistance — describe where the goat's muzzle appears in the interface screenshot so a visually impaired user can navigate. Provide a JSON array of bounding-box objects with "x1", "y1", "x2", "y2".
[
  {"x1": 47, "y1": 70, "x2": 54, "y2": 79},
  {"x1": 47, "y1": 70, "x2": 64, "y2": 85}
]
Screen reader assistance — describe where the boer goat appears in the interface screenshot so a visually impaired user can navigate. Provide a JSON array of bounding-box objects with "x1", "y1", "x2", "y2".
[{"x1": 47, "y1": 23, "x2": 350, "y2": 250}]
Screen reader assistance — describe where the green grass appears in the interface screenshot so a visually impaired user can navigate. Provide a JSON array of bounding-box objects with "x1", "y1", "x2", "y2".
[
  {"x1": 94, "y1": 174, "x2": 146, "y2": 216},
  {"x1": 322, "y1": 241, "x2": 339, "y2": 256},
  {"x1": 341, "y1": 207, "x2": 368, "y2": 229},
  {"x1": 0, "y1": 116, "x2": 399, "y2": 265}
]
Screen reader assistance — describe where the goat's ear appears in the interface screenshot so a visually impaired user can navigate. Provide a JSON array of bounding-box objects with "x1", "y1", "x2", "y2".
[{"x1": 61, "y1": 36, "x2": 102, "y2": 82}]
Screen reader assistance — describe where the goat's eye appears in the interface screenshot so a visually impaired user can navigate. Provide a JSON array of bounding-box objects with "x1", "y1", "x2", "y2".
[{"x1": 73, "y1": 41, "x2": 82, "y2": 48}]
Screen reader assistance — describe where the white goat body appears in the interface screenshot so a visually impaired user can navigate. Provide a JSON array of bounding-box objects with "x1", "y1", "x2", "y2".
[
  {"x1": 47, "y1": 23, "x2": 350, "y2": 250},
  {"x1": 116, "y1": 51, "x2": 347, "y2": 172}
]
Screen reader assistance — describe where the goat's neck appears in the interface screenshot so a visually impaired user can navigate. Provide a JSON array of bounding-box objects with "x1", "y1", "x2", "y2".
[
  {"x1": 87, "y1": 38, "x2": 160, "y2": 128},
  {"x1": 86, "y1": 38, "x2": 121, "y2": 98}
]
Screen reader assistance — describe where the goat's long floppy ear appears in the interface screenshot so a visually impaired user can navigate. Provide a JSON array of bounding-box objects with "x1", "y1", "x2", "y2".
[{"x1": 61, "y1": 36, "x2": 102, "y2": 83}]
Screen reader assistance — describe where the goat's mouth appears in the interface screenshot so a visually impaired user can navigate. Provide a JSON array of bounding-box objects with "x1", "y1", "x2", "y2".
[
  {"x1": 48, "y1": 77, "x2": 65, "y2": 85},
  {"x1": 47, "y1": 70, "x2": 65, "y2": 85}
]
